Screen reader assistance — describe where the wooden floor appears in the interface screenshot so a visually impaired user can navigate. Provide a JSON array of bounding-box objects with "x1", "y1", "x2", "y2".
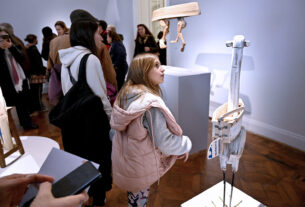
[{"x1": 18, "y1": 95, "x2": 305, "y2": 207}]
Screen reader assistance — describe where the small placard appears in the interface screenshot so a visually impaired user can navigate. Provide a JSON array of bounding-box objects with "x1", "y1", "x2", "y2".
[{"x1": 207, "y1": 138, "x2": 221, "y2": 159}]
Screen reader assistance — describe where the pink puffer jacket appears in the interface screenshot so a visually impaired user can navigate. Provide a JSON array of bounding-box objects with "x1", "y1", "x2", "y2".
[{"x1": 110, "y1": 90, "x2": 183, "y2": 192}]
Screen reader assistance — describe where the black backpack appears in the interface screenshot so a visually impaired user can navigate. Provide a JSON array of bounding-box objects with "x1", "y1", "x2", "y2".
[
  {"x1": 49, "y1": 53, "x2": 112, "y2": 190},
  {"x1": 49, "y1": 54, "x2": 102, "y2": 128},
  {"x1": 49, "y1": 54, "x2": 111, "y2": 158}
]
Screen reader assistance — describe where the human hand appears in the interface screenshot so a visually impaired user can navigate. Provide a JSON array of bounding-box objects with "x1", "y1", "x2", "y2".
[
  {"x1": 0, "y1": 173, "x2": 54, "y2": 207},
  {"x1": 30, "y1": 182, "x2": 89, "y2": 207},
  {"x1": 0, "y1": 38, "x2": 12, "y2": 49},
  {"x1": 144, "y1": 46, "x2": 150, "y2": 52},
  {"x1": 177, "y1": 152, "x2": 189, "y2": 162},
  {"x1": 25, "y1": 42, "x2": 35, "y2": 49}
]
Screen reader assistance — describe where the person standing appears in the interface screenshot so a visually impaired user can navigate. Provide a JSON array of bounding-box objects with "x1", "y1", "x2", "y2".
[
  {"x1": 24, "y1": 34, "x2": 46, "y2": 113},
  {"x1": 0, "y1": 27, "x2": 37, "y2": 129},
  {"x1": 111, "y1": 53, "x2": 192, "y2": 206},
  {"x1": 46, "y1": 10, "x2": 117, "y2": 106},
  {"x1": 58, "y1": 20, "x2": 112, "y2": 207},
  {"x1": 0, "y1": 23, "x2": 31, "y2": 74},
  {"x1": 54, "y1": 21, "x2": 69, "y2": 36},
  {"x1": 41, "y1": 26, "x2": 56, "y2": 61},
  {"x1": 133, "y1": 24, "x2": 158, "y2": 57},
  {"x1": 107, "y1": 30, "x2": 128, "y2": 91},
  {"x1": 157, "y1": 31, "x2": 167, "y2": 65}
]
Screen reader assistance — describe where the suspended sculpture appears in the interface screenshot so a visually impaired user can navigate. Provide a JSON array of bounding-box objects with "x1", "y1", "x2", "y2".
[
  {"x1": 207, "y1": 35, "x2": 250, "y2": 207},
  {"x1": 152, "y1": 2, "x2": 201, "y2": 52}
]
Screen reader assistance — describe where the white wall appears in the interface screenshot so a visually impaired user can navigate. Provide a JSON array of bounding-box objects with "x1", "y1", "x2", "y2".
[
  {"x1": 0, "y1": 0, "x2": 136, "y2": 64},
  {"x1": 103, "y1": 0, "x2": 137, "y2": 64},
  {"x1": 0, "y1": 0, "x2": 107, "y2": 63},
  {"x1": 166, "y1": 0, "x2": 305, "y2": 151}
]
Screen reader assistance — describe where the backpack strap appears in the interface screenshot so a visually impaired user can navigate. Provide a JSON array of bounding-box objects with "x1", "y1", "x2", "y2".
[
  {"x1": 67, "y1": 66, "x2": 76, "y2": 85},
  {"x1": 78, "y1": 53, "x2": 91, "y2": 83}
]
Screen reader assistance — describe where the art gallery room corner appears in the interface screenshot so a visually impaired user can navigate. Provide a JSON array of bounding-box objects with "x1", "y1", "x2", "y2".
[{"x1": 0, "y1": 0, "x2": 304, "y2": 207}]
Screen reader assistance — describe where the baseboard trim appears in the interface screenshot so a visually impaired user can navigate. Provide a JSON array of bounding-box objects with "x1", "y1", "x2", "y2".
[{"x1": 209, "y1": 103, "x2": 305, "y2": 152}]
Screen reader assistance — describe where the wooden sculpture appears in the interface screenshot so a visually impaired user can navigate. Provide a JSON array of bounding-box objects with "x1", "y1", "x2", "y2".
[
  {"x1": 170, "y1": 17, "x2": 187, "y2": 51},
  {"x1": 0, "y1": 88, "x2": 24, "y2": 168},
  {"x1": 152, "y1": 2, "x2": 201, "y2": 52},
  {"x1": 207, "y1": 35, "x2": 250, "y2": 207}
]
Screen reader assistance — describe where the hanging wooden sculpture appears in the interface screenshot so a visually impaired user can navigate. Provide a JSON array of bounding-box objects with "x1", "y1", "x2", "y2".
[{"x1": 152, "y1": 2, "x2": 201, "y2": 52}]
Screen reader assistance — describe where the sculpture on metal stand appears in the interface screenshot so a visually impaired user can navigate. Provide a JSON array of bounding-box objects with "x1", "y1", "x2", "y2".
[
  {"x1": 152, "y1": 2, "x2": 201, "y2": 52},
  {"x1": 207, "y1": 35, "x2": 250, "y2": 207}
]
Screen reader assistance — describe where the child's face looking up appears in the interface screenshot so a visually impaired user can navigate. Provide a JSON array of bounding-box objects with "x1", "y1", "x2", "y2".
[{"x1": 148, "y1": 58, "x2": 165, "y2": 86}]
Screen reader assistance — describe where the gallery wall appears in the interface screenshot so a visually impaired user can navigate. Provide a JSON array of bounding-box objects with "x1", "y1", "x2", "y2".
[
  {"x1": 166, "y1": 0, "x2": 305, "y2": 151},
  {"x1": 0, "y1": 0, "x2": 135, "y2": 65},
  {"x1": 1, "y1": 0, "x2": 305, "y2": 151}
]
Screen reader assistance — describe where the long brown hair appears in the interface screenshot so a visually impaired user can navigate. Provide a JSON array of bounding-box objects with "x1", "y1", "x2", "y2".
[
  {"x1": 117, "y1": 53, "x2": 162, "y2": 108},
  {"x1": 136, "y1": 24, "x2": 153, "y2": 40},
  {"x1": 107, "y1": 30, "x2": 121, "y2": 42},
  {"x1": 55, "y1": 21, "x2": 69, "y2": 34}
]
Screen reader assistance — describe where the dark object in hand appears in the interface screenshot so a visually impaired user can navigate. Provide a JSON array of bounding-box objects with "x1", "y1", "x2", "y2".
[{"x1": 0, "y1": 35, "x2": 10, "y2": 43}]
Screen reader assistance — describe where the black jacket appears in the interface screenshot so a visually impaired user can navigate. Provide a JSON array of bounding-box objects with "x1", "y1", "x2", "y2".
[
  {"x1": 134, "y1": 35, "x2": 158, "y2": 57},
  {"x1": 110, "y1": 41, "x2": 128, "y2": 72},
  {"x1": 26, "y1": 45, "x2": 45, "y2": 75},
  {"x1": 0, "y1": 45, "x2": 26, "y2": 105}
]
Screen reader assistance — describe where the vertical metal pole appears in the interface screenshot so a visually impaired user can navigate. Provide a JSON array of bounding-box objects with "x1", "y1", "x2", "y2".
[
  {"x1": 229, "y1": 172, "x2": 235, "y2": 207},
  {"x1": 223, "y1": 171, "x2": 226, "y2": 207}
]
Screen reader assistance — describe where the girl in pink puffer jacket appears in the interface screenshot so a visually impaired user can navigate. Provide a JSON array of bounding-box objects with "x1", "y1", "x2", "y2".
[{"x1": 110, "y1": 53, "x2": 192, "y2": 206}]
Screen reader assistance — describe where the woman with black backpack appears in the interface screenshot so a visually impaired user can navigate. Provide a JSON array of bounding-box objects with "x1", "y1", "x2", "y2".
[{"x1": 56, "y1": 20, "x2": 112, "y2": 207}]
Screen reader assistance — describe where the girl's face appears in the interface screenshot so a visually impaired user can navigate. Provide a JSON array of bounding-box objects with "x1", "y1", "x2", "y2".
[
  {"x1": 94, "y1": 28, "x2": 103, "y2": 49},
  {"x1": 148, "y1": 58, "x2": 165, "y2": 85},
  {"x1": 107, "y1": 34, "x2": 112, "y2": 44},
  {"x1": 137, "y1": 26, "x2": 146, "y2": 37},
  {"x1": 55, "y1": 25, "x2": 64, "y2": 36}
]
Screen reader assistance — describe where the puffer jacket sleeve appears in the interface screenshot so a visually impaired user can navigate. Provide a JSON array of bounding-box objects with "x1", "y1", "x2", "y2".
[{"x1": 143, "y1": 107, "x2": 192, "y2": 155}]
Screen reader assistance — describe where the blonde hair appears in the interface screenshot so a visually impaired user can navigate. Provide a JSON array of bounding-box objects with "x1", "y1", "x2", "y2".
[
  {"x1": 117, "y1": 53, "x2": 162, "y2": 108},
  {"x1": 107, "y1": 25, "x2": 116, "y2": 33}
]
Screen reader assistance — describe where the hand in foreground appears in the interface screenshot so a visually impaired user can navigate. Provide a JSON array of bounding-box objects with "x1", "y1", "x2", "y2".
[
  {"x1": 177, "y1": 152, "x2": 189, "y2": 162},
  {"x1": 0, "y1": 173, "x2": 54, "y2": 207},
  {"x1": 30, "y1": 182, "x2": 89, "y2": 207},
  {"x1": 0, "y1": 38, "x2": 12, "y2": 49},
  {"x1": 144, "y1": 46, "x2": 150, "y2": 52}
]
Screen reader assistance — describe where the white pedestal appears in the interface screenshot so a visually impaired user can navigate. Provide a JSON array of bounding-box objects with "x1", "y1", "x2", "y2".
[
  {"x1": 0, "y1": 136, "x2": 60, "y2": 177},
  {"x1": 181, "y1": 181, "x2": 266, "y2": 207},
  {"x1": 161, "y1": 66, "x2": 210, "y2": 154}
]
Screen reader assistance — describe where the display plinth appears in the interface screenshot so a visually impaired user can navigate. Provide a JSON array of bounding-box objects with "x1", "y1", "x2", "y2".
[
  {"x1": 161, "y1": 66, "x2": 210, "y2": 154},
  {"x1": 181, "y1": 181, "x2": 266, "y2": 207},
  {"x1": 0, "y1": 136, "x2": 59, "y2": 177}
]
